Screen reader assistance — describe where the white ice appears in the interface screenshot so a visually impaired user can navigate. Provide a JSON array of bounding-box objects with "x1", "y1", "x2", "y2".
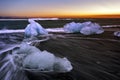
[
  {"x1": 63, "y1": 22, "x2": 83, "y2": 33},
  {"x1": 114, "y1": 31, "x2": 120, "y2": 37},
  {"x1": 13, "y1": 43, "x2": 73, "y2": 72},
  {"x1": 80, "y1": 22, "x2": 104, "y2": 35},
  {"x1": 25, "y1": 19, "x2": 48, "y2": 38},
  {"x1": 63, "y1": 21, "x2": 104, "y2": 35}
]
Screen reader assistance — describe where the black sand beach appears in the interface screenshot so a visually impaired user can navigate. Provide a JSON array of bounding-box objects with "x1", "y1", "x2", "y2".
[
  {"x1": 31, "y1": 29, "x2": 120, "y2": 80},
  {"x1": 0, "y1": 28, "x2": 120, "y2": 80},
  {"x1": 0, "y1": 19, "x2": 120, "y2": 80}
]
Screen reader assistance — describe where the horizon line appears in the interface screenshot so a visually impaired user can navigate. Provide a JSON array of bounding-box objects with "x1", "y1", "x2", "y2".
[{"x1": 0, "y1": 14, "x2": 120, "y2": 19}]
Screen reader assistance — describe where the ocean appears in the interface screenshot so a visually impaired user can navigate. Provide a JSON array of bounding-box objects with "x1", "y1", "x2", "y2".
[{"x1": 0, "y1": 18, "x2": 120, "y2": 80}]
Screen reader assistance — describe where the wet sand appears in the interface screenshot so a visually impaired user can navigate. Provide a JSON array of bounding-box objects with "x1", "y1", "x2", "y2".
[
  {"x1": 26, "y1": 28, "x2": 120, "y2": 80},
  {"x1": 0, "y1": 27, "x2": 120, "y2": 80}
]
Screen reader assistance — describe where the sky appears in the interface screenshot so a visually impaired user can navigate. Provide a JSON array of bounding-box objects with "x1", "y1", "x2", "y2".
[{"x1": 0, "y1": 0, "x2": 120, "y2": 18}]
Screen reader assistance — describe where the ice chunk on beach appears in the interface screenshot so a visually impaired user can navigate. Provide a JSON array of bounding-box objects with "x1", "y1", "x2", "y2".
[
  {"x1": 25, "y1": 19, "x2": 48, "y2": 38},
  {"x1": 54, "y1": 57, "x2": 73, "y2": 72},
  {"x1": 114, "y1": 31, "x2": 120, "y2": 37},
  {"x1": 13, "y1": 43, "x2": 73, "y2": 72},
  {"x1": 23, "y1": 50, "x2": 73, "y2": 72},
  {"x1": 63, "y1": 21, "x2": 104, "y2": 35},
  {"x1": 23, "y1": 50, "x2": 55, "y2": 71},
  {"x1": 63, "y1": 22, "x2": 83, "y2": 33},
  {"x1": 80, "y1": 23, "x2": 104, "y2": 35},
  {"x1": 12, "y1": 43, "x2": 41, "y2": 55}
]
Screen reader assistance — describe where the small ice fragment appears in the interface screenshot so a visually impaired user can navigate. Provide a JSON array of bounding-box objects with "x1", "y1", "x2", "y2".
[{"x1": 114, "y1": 31, "x2": 120, "y2": 37}]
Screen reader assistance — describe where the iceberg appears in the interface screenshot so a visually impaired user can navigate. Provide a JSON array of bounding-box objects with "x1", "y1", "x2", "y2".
[
  {"x1": 114, "y1": 31, "x2": 120, "y2": 37},
  {"x1": 12, "y1": 43, "x2": 73, "y2": 72},
  {"x1": 25, "y1": 19, "x2": 48, "y2": 38}
]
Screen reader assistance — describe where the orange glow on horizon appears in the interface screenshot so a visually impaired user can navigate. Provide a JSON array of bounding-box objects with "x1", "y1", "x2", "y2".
[
  {"x1": 0, "y1": 11, "x2": 120, "y2": 18},
  {"x1": 4, "y1": 14, "x2": 120, "y2": 18}
]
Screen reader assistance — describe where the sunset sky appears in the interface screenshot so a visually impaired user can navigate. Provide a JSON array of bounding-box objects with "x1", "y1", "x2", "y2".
[{"x1": 0, "y1": 0, "x2": 120, "y2": 18}]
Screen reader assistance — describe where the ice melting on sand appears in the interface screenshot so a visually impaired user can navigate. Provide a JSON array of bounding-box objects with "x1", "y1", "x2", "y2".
[
  {"x1": 114, "y1": 31, "x2": 120, "y2": 37},
  {"x1": 25, "y1": 19, "x2": 48, "y2": 38},
  {"x1": 63, "y1": 21, "x2": 104, "y2": 35},
  {"x1": 12, "y1": 43, "x2": 73, "y2": 72}
]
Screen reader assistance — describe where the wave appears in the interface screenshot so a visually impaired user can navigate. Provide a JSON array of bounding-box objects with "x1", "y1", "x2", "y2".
[
  {"x1": 31, "y1": 18, "x2": 59, "y2": 21},
  {"x1": 0, "y1": 29, "x2": 24, "y2": 34},
  {"x1": 0, "y1": 28, "x2": 65, "y2": 34},
  {"x1": 0, "y1": 36, "x2": 51, "y2": 54},
  {"x1": 0, "y1": 18, "x2": 59, "y2": 21},
  {"x1": 0, "y1": 24, "x2": 120, "y2": 34},
  {"x1": 102, "y1": 25, "x2": 120, "y2": 28},
  {"x1": 0, "y1": 44, "x2": 19, "y2": 54},
  {"x1": 0, "y1": 50, "x2": 29, "y2": 80}
]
